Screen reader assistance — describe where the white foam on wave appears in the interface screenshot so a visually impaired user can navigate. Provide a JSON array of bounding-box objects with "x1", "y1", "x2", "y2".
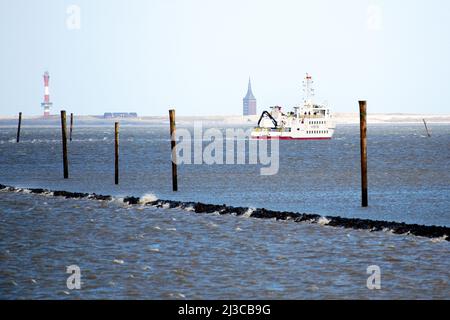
[
  {"x1": 317, "y1": 217, "x2": 331, "y2": 225},
  {"x1": 162, "y1": 203, "x2": 170, "y2": 209},
  {"x1": 431, "y1": 235, "x2": 448, "y2": 243},
  {"x1": 185, "y1": 206, "x2": 195, "y2": 212},
  {"x1": 113, "y1": 259, "x2": 124, "y2": 265},
  {"x1": 139, "y1": 193, "x2": 158, "y2": 204},
  {"x1": 111, "y1": 197, "x2": 126, "y2": 206},
  {"x1": 243, "y1": 208, "x2": 254, "y2": 218}
]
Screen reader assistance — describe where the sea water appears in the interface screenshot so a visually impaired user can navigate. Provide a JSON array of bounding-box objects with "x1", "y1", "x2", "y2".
[{"x1": 0, "y1": 123, "x2": 448, "y2": 299}]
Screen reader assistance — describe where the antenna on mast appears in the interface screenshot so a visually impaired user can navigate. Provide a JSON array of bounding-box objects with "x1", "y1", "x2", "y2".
[{"x1": 302, "y1": 73, "x2": 315, "y2": 105}]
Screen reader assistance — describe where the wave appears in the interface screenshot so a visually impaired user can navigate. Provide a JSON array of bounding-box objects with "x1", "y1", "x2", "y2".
[{"x1": 0, "y1": 183, "x2": 448, "y2": 241}]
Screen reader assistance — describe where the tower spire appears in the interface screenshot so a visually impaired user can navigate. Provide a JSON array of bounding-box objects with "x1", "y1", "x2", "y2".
[
  {"x1": 244, "y1": 77, "x2": 255, "y2": 100},
  {"x1": 243, "y1": 77, "x2": 257, "y2": 116}
]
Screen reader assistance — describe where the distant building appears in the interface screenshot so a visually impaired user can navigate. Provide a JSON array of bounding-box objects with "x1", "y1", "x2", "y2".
[
  {"x1": 104, "y1": 112, "x2": 138, "y2": 118},
  {"x1": 243, "y1": 78, "x2": 257, "y2": 116}
]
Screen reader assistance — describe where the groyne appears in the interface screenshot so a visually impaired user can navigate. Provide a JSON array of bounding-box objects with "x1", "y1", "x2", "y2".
[{"x1": 1, "y1": 183, "x2": 448, "y2": 241}]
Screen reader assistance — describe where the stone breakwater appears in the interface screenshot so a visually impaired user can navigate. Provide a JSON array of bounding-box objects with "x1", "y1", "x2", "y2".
[{"x1": 1, "y1": 183, "x2": 448, "y2": 241}]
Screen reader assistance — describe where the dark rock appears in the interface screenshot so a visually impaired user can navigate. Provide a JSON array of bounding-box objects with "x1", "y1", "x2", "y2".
[{"x1": 123, "y1": 196, "x2": 140, "y2": 205}]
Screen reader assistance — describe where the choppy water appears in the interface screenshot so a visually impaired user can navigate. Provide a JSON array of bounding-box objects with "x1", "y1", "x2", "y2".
[{"x1": 0, "y1": 123, "x2": 449, "y2": 299}]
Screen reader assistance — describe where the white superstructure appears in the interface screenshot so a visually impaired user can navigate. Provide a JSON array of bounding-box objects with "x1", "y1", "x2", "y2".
[{"x1": 251, "y1": 73, "x2": 335, "y2": 140}]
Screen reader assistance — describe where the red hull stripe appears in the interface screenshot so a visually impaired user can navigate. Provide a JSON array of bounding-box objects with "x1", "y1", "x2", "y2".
[{"x1": 252, "y1": 136, "x2": 331, "y2": 140}]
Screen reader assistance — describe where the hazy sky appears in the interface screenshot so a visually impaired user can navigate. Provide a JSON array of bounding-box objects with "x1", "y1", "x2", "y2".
[{"x1": 0, "y1": 0, "x2": 449, "y2": 116}]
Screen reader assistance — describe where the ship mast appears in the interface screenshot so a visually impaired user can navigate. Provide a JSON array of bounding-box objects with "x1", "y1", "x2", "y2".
[{"x1": 302, "y1": 73, "x2": 315, "y2": 105}]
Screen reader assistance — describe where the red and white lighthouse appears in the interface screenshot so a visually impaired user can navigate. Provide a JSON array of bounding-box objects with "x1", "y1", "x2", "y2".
[{"x1": 41, "y1": 71, "x2": 52, "y2": 117}]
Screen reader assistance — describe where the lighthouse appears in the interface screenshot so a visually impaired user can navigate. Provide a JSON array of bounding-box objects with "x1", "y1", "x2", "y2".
[
  {"x1": 41, "y1": 71, "x2": 52, "y2": 117},
  {"x1": 243, "y1": 78, "x2": 257, "y2": 116}
]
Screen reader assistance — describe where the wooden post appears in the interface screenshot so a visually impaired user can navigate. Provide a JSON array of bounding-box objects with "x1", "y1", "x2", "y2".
[
  {"x1": 60, "y1": 110, "x2": 69, "y2": 179},
  {"x1": 169, "y1": 109, "x2": 178, "y2": 191},
  {"x1": 16, "y1": 112, "x2": 22, "y2": 143},
  {"x1": 70, "y1": 113, "x2": 74, "y2": 142},
  {"x1": 423, "y1": 119, "x2": 431, "y2": 137},
  {"x1": 359, "y1": 101, "x2": 368, "y2": 207},
  {"x1": 115, "y1": 122, "x2": 119, "y2": 185}
]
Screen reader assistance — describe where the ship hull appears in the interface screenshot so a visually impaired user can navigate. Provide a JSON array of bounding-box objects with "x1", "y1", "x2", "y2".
[
  {"x1": 251, "y1": 136, "x2": 332, "y2": 140},
  {"x1": 250, "y1": 127, "x2": 335, "y2": 140}
]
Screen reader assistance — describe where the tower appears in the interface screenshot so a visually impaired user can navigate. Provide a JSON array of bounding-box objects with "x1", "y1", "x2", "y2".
[
  {"x1": 41, "y1": 71, "x2": 52, "y2": 117},
  {"x1": 243, "y1": 78, "x2": 257, "y2": 116}
]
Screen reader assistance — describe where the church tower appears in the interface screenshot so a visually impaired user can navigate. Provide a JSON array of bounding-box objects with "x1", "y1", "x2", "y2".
[{"x1": 243, "y1": 78, "x2": 257, "y2": 116}]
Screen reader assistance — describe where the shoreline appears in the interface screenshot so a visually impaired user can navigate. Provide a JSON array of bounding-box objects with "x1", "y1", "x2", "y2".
[{"x1": 0, "y1": 113, "x2": 450, "y2": 126}]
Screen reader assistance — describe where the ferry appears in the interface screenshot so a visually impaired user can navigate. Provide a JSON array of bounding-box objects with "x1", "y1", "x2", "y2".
[{"x1": 251, "y1": 73, "x2": 335, "y2": 140}]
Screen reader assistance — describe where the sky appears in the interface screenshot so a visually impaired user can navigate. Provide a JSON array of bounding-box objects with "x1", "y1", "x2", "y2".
[{"x1": 0, "y1": 0, "x2": 449, "y2": 116}]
